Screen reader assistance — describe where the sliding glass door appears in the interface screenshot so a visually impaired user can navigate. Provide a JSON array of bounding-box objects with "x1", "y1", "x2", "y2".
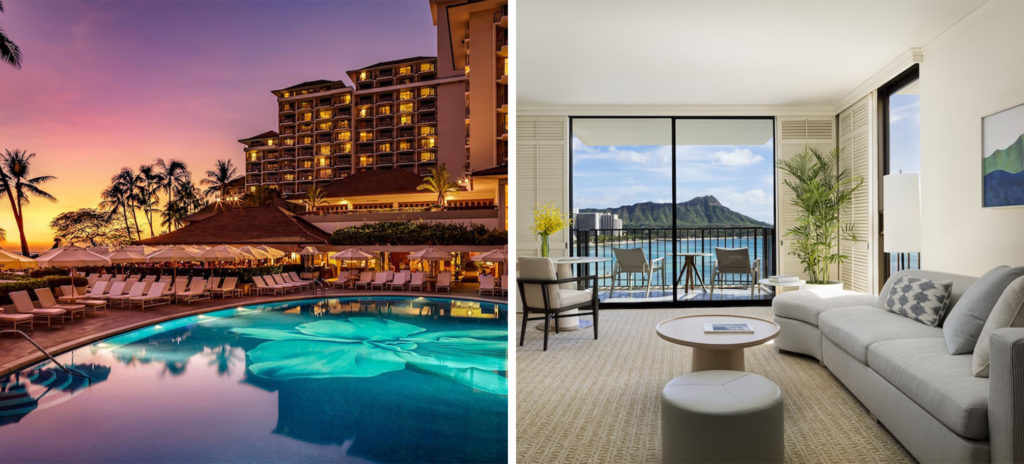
[
  {"x1": 879, "y1": 65, "x2": 921, "y2": 283},
  {"x1": 570, "y1": 116, "x2": 776, "y2": 307}
]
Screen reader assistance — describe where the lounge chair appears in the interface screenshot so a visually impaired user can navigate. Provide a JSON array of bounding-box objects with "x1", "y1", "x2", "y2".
[
  {"x1": 110, "y1": 281, "x2": 147, "y2": 307},
  {"x1": 0, "y1": 307, "x2": 33, "y2": 331},
  {"x1": 168, "y1": 277, "x2": 189, "y2": 296},
  {"x1": 287, "y1": 272, "x2": 315, "y2": 289},
  {"x1": 56, "y1": 283, "x2": 87, "y2": 303},
  {"x1": 270, "y1": 274, "x2": 302, "y2": 292},
  {"x1": 262, "y1": 275, "x2": 292, "y2": 294},
  {"x1": 435, "y1": 271, "x2": 453, "y2": 293},
  {"x1": 370, "y1": 271, "x2": 393, "y2": 290},
  {"x1": 279, "y1": 273, "x2": 308, "y2": 291},
  {"x1": 353, "y1": 271, "x2": 374, "y2": 290},
  {"x1": 205, "y1": 277, "x2": 221, "y2": 292},
  {"x1": 102, "y1": 280, "x2": 127, "y2": 303},
  {"x1": 114, "y1": 274, "x2": 126, "y2": 281},
  {"x1": 209, "y1": 276, "x2": 241, "y2": 298},
  {"x1": 388, "y1": 271, "x2": 410, "y2": 291},
  {"x1": 34, "y1": 288, "x2": 85, "y2": 321},
  {"x1": 142, "y1": 275, "x2": 157, "y2": 284},
  {"x1": 479, "y1": 275, "x2": 496, "y2": 295},
  {"x1": 65, "y1": 282, "x2": 108, "y2": 314},
  {"x1": 9, "y1": 290, "x2": 65, "y2": 328},
  {"x1": 252, "y1": 276, "x2": 283, "y2": 295},
  {"x1": 330, "y1": 271, "x2": 354, "y2": 289},
  {"x1": 130, "y1": 282, "x2": 170, "y2": 310},
  {"x1": 408, "y1": 272, "x2": 427, "y2": 292},
  {"x1": 176, "y1": 278, "x2": 208, "y2": 304}
]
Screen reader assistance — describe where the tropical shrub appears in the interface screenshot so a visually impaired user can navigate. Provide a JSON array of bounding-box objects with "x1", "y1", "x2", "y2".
[
  {"x1": 0, "y1": 276, "x2": 88, "y2": 304},
  {"x1": 329, "y1": 221, "x2": 507, "y2": 246}
]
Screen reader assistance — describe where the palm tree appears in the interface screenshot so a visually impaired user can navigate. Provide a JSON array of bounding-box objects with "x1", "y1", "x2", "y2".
[
  {"x1": 112, "y1": 168, "x2": 143, "y2": 240},
  {"x1": 417, "y1": 164, "x2": 459, "y2": 209},
  {"x1": 302, "y1": 185, "x2": 327, "y2": 213},
  {"x1": 0, "y1": 1, "x2": 22, "y2": 69},
  {"x1": 156, "y1": 158, "x2": 188, "y2": 231},
  {"x1": 161, "y1": 201, "x2": 189, "y2": 231},
  {"x1": 100, "y1": 176, "x2": 134, "y2": 242},
  {"x1": 174, "y1": 177, "x2": 207, "y2": 216},
  {"x1": 200, "y1": 159, "x2": 241, "y2": 203},
  {"x1": 137, "y1": 164, "x2": 164, "y2": 237},
  {"x1": 0, "y1": 149, "x2": 56, "y2": 255}
]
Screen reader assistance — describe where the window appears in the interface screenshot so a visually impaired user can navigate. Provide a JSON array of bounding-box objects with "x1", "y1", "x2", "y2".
[
  {"x1": 420, "y1": 137, "x2": 436, "y2": 149},
  {"x1": 337, "y1": 131, "x2": 351, "y2": 142},
  {"x1": 319, "y1": 122, "x2": 332, "y2": 131},
  {"x1": 359, "y1": 155, "x2": 372, "y2": 167},
  {"x1": 399, "y1": 65, "x2": 412, "y2": 75},
  {"x1": 282, "y1": 92, "x2": 292, "y2": 98},
  {"x1": 300, "y1": 112, "x2": 312, "y2": 122},
  {"x1": 358, "y1": 106, "x2": 370, "y2": 118},
  {"x1": 302, "y1": 136, "x2": 313, "y2": 145},
  {"x1": 419, "y1": 151, "x2": 436, "y2": 162},
  {"x1": 283, "y1": 138, "x2": 295, "y2": 146},
  {"x1": 879, "y1": 65, "x2": 921, "y2": 280},
  {"x1": 400, "y1": 115, "x2": 413, "y2": 126},
  {"x1": 300, "y1": 160, "x2": 312, "y2": 169},
  {"x1": 399, "y1": 103, "x2": 414, "y2": 113},
  {"x1": 420, "y1": 87, "x2": 435, "y2": 98},
  {"x1": 318, "y1": 109, "x2": 332, "y2": 119},
  {"x1": 378, "y1": 105, "x2": 392, "y2": 116},
  {"x1": 359, "y1": 131, "x2": 373, "y2": 142},
  {"x1": 338, "y1": 94, "x2": 351, "y2": 104},
  {"x1": 399, "y1": 90, "x2": 414, "y2": 101},
  {"x1": 419, "y1": 62, "x2": 434, "y2": 72},
  {"x1": 248, "y1": 151, "x2": 259, "y2": 161},
  {"x1": 359, "y1": 71, "x2": 368, "y2": 81},
  {"x1": 317, "y1": 156, "x2": 329, "y2": 167},
  {"x1": 419, "y1": 126, "x2": 436, "y2": 136},
  {"x1": 379, "y1": 143, "x2": 391, "y2": 152},
  {"x1": 340, "y1": 142, "x2": 351, "y2": 153},
  {"x1": 282, "y1": 173, "x2": 295, "y2": 182},
  {"x1": 319, "y1": 145, "x2": 331, "y2": 156},
  {"x1": 337, "y1": 120, "x2": 350, "y2": 129},
  {"x1": 398, "y1": 140, "x2": 412, "y2": 151}
]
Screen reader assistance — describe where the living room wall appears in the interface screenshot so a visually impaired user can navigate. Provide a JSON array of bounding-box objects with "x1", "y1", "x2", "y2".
[{"x1": 919, "y1": 0, "x2": 1024, "y2": 275}]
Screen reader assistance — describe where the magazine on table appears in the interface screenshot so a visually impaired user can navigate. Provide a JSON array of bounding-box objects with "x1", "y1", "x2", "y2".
[{"x1": 703, "y1": 323, "x2": 754, "y2": 334}]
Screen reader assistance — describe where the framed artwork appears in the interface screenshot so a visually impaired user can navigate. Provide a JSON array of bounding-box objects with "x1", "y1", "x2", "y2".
[{"x1": 982, "y1": 101, "x2": 1024, "y2": 207}]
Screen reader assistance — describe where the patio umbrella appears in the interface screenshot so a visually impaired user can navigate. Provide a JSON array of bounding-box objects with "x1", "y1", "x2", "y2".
[
  {"x1": 105, "y1": 249, "x2": 148, "y2": 264},
  {"x1": 36, "y1": 246, "x2": 110, "y2": 296},
  {"x1": 471, "y1": 248, "x2": 508, "y2": 262},
  {"x1": 0, "y1": 249, "x2": 37, "y2": 269},
  {"x1": 330, "y1": 248, "x2": 373, "y2": 260},
  {"x1": 87, "y1": 246, "x2": 114, "y2": 255},
  {"x1": 147, "y1": 246, "x2": 200, "y2": 279},
  {"x1": 410, "y1": 247, "x2": 452, "y2": 276},
  {"x1": 196, "y1": 245, "x2": 243, "y2": 262},
  {"x1": 237, "y1": 246, "x2": 272, "y2": 260},
  {"x1": 299, "y1": 246, "x2": 320, "y2": 256},
  {"x1": 256, "y1": 245, "x2": 286, "y2": 259}
]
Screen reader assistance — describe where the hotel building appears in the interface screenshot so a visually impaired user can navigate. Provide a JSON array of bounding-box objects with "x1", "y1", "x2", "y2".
[{"x1": 238, "y1": 0, "x2": 507, "y2": 232}]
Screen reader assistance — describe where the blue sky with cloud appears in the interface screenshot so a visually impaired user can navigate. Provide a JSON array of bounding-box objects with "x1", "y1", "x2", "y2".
[
  {"x1": 572, "y1": 137, "x2": 776, "y2": 224},
  {"x1": 888, "y1": 94, "x2": 921, "y2": 173}
]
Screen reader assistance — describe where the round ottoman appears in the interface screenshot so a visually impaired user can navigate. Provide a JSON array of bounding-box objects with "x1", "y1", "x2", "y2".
[{"x1": 661, "y1": 370, "x2": 783, "y2": 463}]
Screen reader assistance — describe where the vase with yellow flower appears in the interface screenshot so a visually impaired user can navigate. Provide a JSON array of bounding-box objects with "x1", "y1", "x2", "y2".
[{"x1": 531, "y1": 203, "x2": 570, "y2": 257}]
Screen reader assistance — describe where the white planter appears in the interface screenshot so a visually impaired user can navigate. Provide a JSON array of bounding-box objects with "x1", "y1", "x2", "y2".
[{"x1": 803, "y1": 282, "x2": 845, "y2": 293}]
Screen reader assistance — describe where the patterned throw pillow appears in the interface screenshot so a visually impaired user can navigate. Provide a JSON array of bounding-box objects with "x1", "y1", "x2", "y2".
[{"x1": 884, "y1": 275, "x2": 954, "y2": 326}]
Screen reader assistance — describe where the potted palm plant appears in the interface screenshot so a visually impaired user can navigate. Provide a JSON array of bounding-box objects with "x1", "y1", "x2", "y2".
[{"x1": 778, "y1": 146, "x2": 862, "y2": 289}]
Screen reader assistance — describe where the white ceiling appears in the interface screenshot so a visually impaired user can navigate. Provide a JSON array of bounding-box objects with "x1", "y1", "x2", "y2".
[{"x1": 517, "y1": 0, "x2": 986, "y2": 107}]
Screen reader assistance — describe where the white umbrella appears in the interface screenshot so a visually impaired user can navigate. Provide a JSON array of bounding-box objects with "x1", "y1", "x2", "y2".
[
  {"x1": 88, "y1": 246, "x2": 115, "y2": 255},
  {"x1": 120, "y1": 245, "x2": 159, "y2": 255},
  {"x1": 410, "y1": 247, "x2": 452, "y2": 261},
  {"x1": 299, "y1": 246, "x2": 320, "y2": 256},
  {"x1": 36, "y1": 246, "x2": 111, "y2": 268},
  {"x1": 237, "y1": 246, "x2": 272, "y2": 260},
  {"x1": 255, "y1": 245, "x2": 286, "y2": 259},
  {"x1": 196, "y1": 245, "x2": 243, "y2": 262},
  {"x1": 330, "y1": 248, "x2": 373, "y2": 260},
  {"x1": 471, "y1": 248, "x2": 508, "y2": 262},
  {"x1": 106, "y1": 249, "x2": 148, "y2": 264},
  {"x1": 0, "y1": 249, "x2": 37, "y2": 269},
  {"x1": 147, "y1": 246, "x2": 199, "y2": 263}
]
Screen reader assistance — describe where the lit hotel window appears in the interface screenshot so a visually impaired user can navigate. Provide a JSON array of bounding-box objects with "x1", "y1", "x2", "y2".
[
  {"x1": 283, "y1": 138, "x2": 295, "y2": 146},
  {"x1": 319, "y1": 145, "x2": 331, "y2": 156},
  {"x1": 379, "y1": 143, "x2": 391, "y2": 152},
  {"x1": 419, "y1": 126, "x2": 436, "y2": 136},
  {"x1": 359, "y1": 71, "x2": 368, "y2": 81},
  {"x1": 319, "y1": 110, "x2": 332, "y2": 119},
  {"x1": 301, "y1": 112, "x2": 312, "y2": 121},
  {"x1": 359, "y1": 107, "x2": 370, "y2": 118},
  {"x1": 420, "y1": 87, "x2": 435, "y2": 98},
  {"x1": 419, "y1": 62, "x2": 434, "y2": 72},
  {"x1": 267, "y1": 139, "x2": 276, "y2": 146},
  {"x1": 378, "y1": 105, "x2": 391, "y2": 116},
  {"x1": 420, "y1": 137, "x2": 436, "y2": 149},
  {"x1": 399, "y1": 90, "x2": 414, "y2": 101},
  {"x1": 283, "y1": 173, "x2": 295, "y2": 181},
  {"x1": 337, "y1": 131, "x2": 351, "y2": 142},
  {"x1": 248, "y1": 151, "x2": 259, "y2": 161},
  {"x1": 301, "y1": 160, "x2": 312, "y2": 169},
  {"x1": 359, "y1": 155, "x2": 371, "y2": 166},
  {"x1": 420, "y1": 151, "x2": 435, "y2": 162},
  {"x1": 399, "y1": 103, "x2": 413, "y2": 113},
  {"x1": 399, "y1": 141, "x2": 412, "y2": 151},
  {"x1": 339, "y1": 94, "x2": 351, "y2": 104},
  {"x1": 319, "y1": 122, "x2": 332, "y2": 131},
  {"x1": 400, "y1": 115, "x2": 413, "y2": 125},
  {"x1": 359, "y1": 131, "x2": 373, "y2": 142},
  {"x1": 338, "y1": 120, "x2": 350, "y2": 129},
  {"x1": 341, "y1": 142, "x2": 351, "y2": 153},
  {"x1": 302, "y1": 136, "x2": 313, "y2": 145},
  {"x1": 317, "y1": 157, "x2": 329, "y2": 167},
  {"x1": 399, "y1": 66, "x2": 412, "y2": 75},
  {"x1": 503, "y1": 58, "x2": 508, "y2": 76}
]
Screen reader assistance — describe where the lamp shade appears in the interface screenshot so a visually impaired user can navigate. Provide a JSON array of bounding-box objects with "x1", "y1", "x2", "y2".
[{"x1": 883, "y1": 173, "x2": 922, "y2": 253}]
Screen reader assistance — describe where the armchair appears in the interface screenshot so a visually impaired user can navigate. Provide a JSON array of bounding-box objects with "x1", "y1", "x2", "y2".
[{"x1": 517, "y1": 257, "x2": 599, "y2": 351}]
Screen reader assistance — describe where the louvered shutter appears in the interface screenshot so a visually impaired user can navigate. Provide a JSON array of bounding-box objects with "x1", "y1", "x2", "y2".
[
  {"x1": 775, "y1": 117, "x2": 837, "y2": 279},
  {"x1": 517, "y1": 116, "x2": 569, "y2": 258},
  {"x1": 837, "y1": 95, "x2": 878, "y2": 293}
]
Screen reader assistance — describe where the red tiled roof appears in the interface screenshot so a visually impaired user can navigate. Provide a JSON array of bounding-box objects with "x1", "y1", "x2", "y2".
[
  {"x1": 140, "y1": 206, "x2": 329, "y2": 246},
  {"x1": 317, "y1": 169, "x2": 428, "y2": 198}
]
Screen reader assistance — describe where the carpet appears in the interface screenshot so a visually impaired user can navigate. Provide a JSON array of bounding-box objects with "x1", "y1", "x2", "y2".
[{"x1": 515, "y1": 307, "x2": 915, "y2": 463}]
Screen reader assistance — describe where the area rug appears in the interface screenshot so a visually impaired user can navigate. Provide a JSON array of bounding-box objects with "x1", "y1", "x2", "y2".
[{"x1": 516, "y1": 307, "x2": 914, "y2": 463}]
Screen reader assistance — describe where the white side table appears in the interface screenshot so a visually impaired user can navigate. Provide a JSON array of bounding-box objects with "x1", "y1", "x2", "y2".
[{"x1": 758, "y1": 278, "x2": 806, "y2": 294}]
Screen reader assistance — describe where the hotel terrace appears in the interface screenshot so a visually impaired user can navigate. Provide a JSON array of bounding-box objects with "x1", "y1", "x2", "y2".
[
  {"x1": 517, "y1": 1, "x2": 1024, "y2": 464},
  {"x1": 239, "y1": 0, "x2": 508, "y2": 234}
]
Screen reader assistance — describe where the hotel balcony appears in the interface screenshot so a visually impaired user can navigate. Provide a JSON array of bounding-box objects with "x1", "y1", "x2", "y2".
[
  {"x1": 298, "y1": 148, "x2": 314, "y2": 158},
  {"x1": 419, "y1": 101, "x2": 437, "y2": 112},
  {"x1": 419, "y1": 114, "x2": 437, "y2": 124},
  {"x1": 397, "y1": 153, "x2": 415, "y2": 165},
  {"x1": 334, "y1": 158, "x2": 352, "y2": 169},
  {"x1": 495, "y1": 4, "x2": 508, "y2": 27},
  {"x1": 247, "y1": 164, "x2": 261, "y2": 173},
  {"x1": 375, "y1": 155, "x2": 394, "y2": 166}
]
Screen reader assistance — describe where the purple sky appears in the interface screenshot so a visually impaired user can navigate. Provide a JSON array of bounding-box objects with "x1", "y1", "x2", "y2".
[{"x1": 0, "y1": 0, "x2": 437, "y2": 249}]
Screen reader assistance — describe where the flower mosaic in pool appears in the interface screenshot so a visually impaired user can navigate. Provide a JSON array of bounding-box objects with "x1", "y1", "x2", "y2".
[{"x1": 0, "y1": 297, "x2": 508, "y2": 463}]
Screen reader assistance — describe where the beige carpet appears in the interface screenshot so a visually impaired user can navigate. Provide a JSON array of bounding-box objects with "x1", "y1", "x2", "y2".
[{"x1": 516, "y1": 307, "x2": 915, "y2": 463}]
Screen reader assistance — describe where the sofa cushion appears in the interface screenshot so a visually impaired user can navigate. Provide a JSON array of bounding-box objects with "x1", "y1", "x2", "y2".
[
  {"x1": 819, "y1": 306, "x2": 943, "y2": 363},
  {"x1": 883, "y1": 275, "x2": 953, "y2": 326},
  {"x1": 772, "y1": 290, "x2": 876, "y2": 326},
  {"x1": 879, "y1": 269, "x2": 977, "y2": 313},
  {"x1": 944, "y1": 266, "x2": 1024, "y2": 355},
  {"x1": 868, "y1": 337, "x2": 989, "y2": 440},
  {"x1": 559, "y1": 289, "x2": 593, "y2": 308},
  {"x1": 973, "y1": 275, "x2": 1024, "y2": 377}
]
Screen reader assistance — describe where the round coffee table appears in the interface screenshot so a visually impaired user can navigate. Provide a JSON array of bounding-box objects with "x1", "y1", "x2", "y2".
[{"x1": 656, "y1": 314, "x2": 780, "y2": 372}]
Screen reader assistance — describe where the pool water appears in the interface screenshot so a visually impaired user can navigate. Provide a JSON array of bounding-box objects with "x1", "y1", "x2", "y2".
[{"x1": 0, "y1": 297, "x2": 508, "y2": 463}]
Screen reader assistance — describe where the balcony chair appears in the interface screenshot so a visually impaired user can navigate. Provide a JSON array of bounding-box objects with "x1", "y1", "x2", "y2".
[
  {"x1": 709, "y1": 247, "x2": 762, "y2": 298},
  {"x1": 609, "y1": 248, "x2": 665, "y2": 298},
  {"x1": 517, "y1": 257, "x2": 599, "y2": 351}
]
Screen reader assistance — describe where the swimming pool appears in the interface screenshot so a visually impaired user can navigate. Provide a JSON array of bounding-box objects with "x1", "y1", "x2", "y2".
[{"x1": 0, "y1": 297, "x2": 508, "y2": 463}]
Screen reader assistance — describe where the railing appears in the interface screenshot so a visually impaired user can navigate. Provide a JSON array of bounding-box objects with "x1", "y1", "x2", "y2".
[
  {"x1": 572, "y1": 226, "x2": 775, "y2": 294},
  {"x1": 0, "y1": 330, "x2": 89, "y2": 379}
]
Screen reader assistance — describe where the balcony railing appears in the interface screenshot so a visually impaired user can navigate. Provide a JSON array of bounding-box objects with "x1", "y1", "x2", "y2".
[{"x1": 572, "y1": 227, "x2": 776, "y2": 300}]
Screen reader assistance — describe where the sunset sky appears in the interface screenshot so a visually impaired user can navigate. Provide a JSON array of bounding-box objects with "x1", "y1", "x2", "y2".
[{"x1": 0, "y1": 0, "x2": 435, "y2": 251}]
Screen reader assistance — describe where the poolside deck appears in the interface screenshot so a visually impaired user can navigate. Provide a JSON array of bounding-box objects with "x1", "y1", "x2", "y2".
[{"x1": 0, "y1": 286, "x2": 506, "y2": 376}]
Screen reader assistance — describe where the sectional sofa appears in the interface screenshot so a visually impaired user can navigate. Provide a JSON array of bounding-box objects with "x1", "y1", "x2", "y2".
[{"x1": 773, "y1": 268, "x2": 1024, "y2": 463}]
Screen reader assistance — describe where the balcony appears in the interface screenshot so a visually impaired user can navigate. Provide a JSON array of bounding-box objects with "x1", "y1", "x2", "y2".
[
  {"x1": 495, "y1": 4, "x2": 508, "y2": 26},
  {"x1": 397, "y1": 153, "x2": 415, "y2": 165},
  {"x1": 375, "y1": 155, "x2": 394, "y2": 166},
  {"x1": 570, "y1": 227, "x2": 776, "y2": 304},
  {"x1": 419, "y1": 101, "x2": 437, "y2": 112}
]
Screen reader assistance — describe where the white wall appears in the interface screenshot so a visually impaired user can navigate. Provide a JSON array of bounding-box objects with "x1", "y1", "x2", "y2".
[{"x1": 919, "y1": 0, "x2": 1024, "y2": 275}]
